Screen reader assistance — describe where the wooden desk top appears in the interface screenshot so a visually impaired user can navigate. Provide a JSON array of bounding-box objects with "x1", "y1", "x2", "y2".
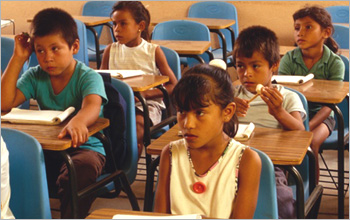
[
  {"x1": 151, "y1": 40, "x2": 211, "y2": 55},
  {"x1": 28, "y1": 16, "x2": 111, "y2": 27},
  {"x1": 117, "y1": 75, "x2": 169, "y2": 92},
  {"x1": 86, "y1": 208, "x2": 172, "y2": 219},
  {"x1": 282, "y1": 79, "x2": 349, "y2": 104},
  {"x1": 146, "y1": 124, "x2": 312, "y2": 166},
  {"x1": 1, "y1": 118, "x2": 109, "y2": 151},
  {"x1": 279, "y1": 45, "x2": 349, "y2": 59},
  {"x1": 151, "y1": 17, "x2": 235, "y2": 29}
]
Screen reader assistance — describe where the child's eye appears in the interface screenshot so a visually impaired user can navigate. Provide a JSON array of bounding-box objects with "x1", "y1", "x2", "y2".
[
  {"x1": 196, "y1": 110, "x2": 204, "y2": 116},
  {"x1": 36, "y1": 49, "x2": 44, "y2": 54},
  {"x1": 253, "y1": 64, "x2": 260, "y2": 69},
  {"x1": 306, "y1": 25, "x2": 312, "y2": 29},
  {"x1": 294, "y1": 26, "x2": 300, "y2": 31},
  {"x1": 52, "y1": 47, "x2": 59, "y2": 51}
]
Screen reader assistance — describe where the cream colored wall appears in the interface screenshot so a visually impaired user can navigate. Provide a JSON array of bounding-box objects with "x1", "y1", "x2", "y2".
[{"x1": 1, "y1": 1, "x2": 348, "y2": 46}]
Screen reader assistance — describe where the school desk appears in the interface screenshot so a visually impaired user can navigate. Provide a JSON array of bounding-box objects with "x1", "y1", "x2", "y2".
[
  {"x1": 1, "y1": 117, "x2": 110, "y2": 218},
  {"x1": 279, "y1": 45, "x2": 349, "y2": 59},
  {"x1": 143, "y1": 124, "x2": 314, "y2": 218},
  {"x1": 151, "y1": 40, "x2": 212, "y2": 63},
  {"x1": 282, "y1": 79, "x2": 349, "y2": 219},
  {"x1": 86, "y1": 208, "x2": 171, "y2": 219},
  {"x1": 151, "y1": 17, "x2": 236, "y2": 63}
]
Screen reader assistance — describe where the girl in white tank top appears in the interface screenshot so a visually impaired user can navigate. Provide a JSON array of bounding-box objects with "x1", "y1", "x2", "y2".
[
  {"x1": 100, "y1": 1, "x2": 178, "y2": 159},
  {"x1": 154, "y1": 62, "x2": 262, "y2": 218}
]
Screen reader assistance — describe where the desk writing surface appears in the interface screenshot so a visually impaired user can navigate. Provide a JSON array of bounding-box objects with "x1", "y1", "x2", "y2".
[
  {"x1": 146, "y1": 124, "x2": 312, "y2": 166},
  {"x1": 1, "y1": 118, "x2": 109, "y2": 151},
  {"x1": 151, "y1": 40, "x2": 211, "y2": 55},
  {"x1": 117, "y1": 75, "x2": 169, "y2": 92},
  {"x1": 282, "y1": 79, "x2": 349, "y2": 104},
  {"x1": 151, "y1": 17, "x2": 235, "y2": 29},
  {"x1": 86, "y1": 208, "x2": 172, "y2": 219},
  {"x1": 73, "y1": 15, "x2": 111, "y2": 26}
]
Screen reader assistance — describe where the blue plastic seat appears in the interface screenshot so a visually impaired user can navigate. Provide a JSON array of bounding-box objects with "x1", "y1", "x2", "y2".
[
  {"x1": 319, "y1": 55, "x2": 349, "y2": 188},
  {"x1": 2, "y1": 128, "x2": 52, "y2": 219},
  {"x1": 28, "y1": 19, "x2": 90, "y2": 68},
  {"x1": 151, "y1": 20, "x2": 212, "y2": 67},
  {"x1": 1, "y1": 36, "x2": 30, "y2": 109},
  {"x1": 325, "y1": 5, "x2": 349, "y2": 23},
  {"x1": 332, "y1": 24, "x2": 349, "y2": 49},
  {"x1": 82, "y1": 1, "x2": 115, "y2": 63},
  {"x1": 188, "y1": 1, "x2": 238, "y2": 64},
  {"x1": 252, "y1": 148, "x2": 279, "y2": 219}
]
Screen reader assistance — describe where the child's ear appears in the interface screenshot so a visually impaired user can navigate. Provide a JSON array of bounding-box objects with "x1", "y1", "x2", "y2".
[
  {"x1": 271, "y1": 61, "x2": 280, "y2": 74},
  {"x1": 223, "y1": 102, "x2": 236, "y2": 122},
  {"x1": 323, "y1": 27, "x2": 332, "y2": 39},
  {"x1": 72, "y1": 39, "x2": 80, "y2": 55},
  {"x1": 138, "y1": 20, "x2": 146, "y2": 32}
]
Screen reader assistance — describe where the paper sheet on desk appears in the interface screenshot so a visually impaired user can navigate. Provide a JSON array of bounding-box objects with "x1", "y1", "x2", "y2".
[
  {"x1": 113, "y1": 214, "x2": 202, "y2": 219},
  {"x1": 96, "y1": 69, "x2": 145, "y2": 78},
  {"x1": 234, "y1": 122, "x2": 255, "y2": 141},
  {"x1": 271, "y1": 73, "x2": 314, "y2": 85}
]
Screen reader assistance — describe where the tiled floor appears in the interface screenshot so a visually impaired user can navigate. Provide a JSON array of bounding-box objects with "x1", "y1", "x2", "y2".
[{"x1": 49, "y1": 150, "x2": 349, "y2": 219}]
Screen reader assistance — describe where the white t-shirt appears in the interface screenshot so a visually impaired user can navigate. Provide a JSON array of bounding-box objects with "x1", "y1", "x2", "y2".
[
  {"x1": 169, "y1": 138, "x2": 246, "y2": 219},
  {"x1": 233, "y1": 84, "x2": 306, "y2": 129},
  {"x1": 1, "y1": 136, "x2": 15, "y2": 219}
]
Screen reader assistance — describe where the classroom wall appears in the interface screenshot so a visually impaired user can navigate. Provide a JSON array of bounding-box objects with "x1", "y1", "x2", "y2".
[{"x1": 1, "y1": 1, "x2": 348, "y2": 46}]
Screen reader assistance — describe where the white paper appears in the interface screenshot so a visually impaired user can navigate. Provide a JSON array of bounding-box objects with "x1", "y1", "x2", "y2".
[
  {"x1": 113, "y1": 214, "x2": 202, "y2": 219},
  {"x1": 234, "y1": 122, "x2": 255, "y2": 141},
  {"x1": 271, "y1": 73, "x2": 314, "y2": 84},
  {"x1": 96, "y1": 69, "x2": 145, "y2": 78}
]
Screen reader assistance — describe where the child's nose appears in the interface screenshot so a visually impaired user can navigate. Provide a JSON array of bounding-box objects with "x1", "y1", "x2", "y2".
[
  {"x1": 44, "y1": 51, "x2": 54, "y2": 62},
  {"x1": 183, "y1": 114, "x2": 195, "y2": 129}
]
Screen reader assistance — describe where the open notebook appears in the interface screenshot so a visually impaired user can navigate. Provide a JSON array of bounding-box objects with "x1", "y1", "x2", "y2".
[
  {"x1": 271, "y1": 73, "x2": 314, "y2": 85},
  {"x1": 1, "y1": 107, "x2": 75, "y2": 125},
  {"x1": 113, "y1": 214, "x2": 202, "y2": 219},
  {"x1": 234, "y1": 122, "x2": 255, "y2": 141},
  {"x1": 96, "y1": 70, "x2": 145, "y2": 79}
]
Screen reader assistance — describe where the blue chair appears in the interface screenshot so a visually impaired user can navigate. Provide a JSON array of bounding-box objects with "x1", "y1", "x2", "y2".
[
  {"x1": 151, "y1": 20, "x2": 212, "y2": 67},
  {"x1": 1, "y1": 128, "x2": 52, "y2": 219},
  {"x1": 332, "y1": 24, "x2": 349, "y2": 49},
  {"x1": 252, "y1": 148, "x2": 278, "y2": 219},
  {"x1": 326, "y1": 5, "x2": 349, "y2": 23},
  {"x1": 188, "y1": 1, "x2": 238, "y2": 65},
  {"x1": 1, "y1": 36, "x2": 30, "y2": 109},
  {"x1": 319, "y1": 55, "x2": 349, "y2": 189},
  {"x1": 82, "y1": 1, "x2": 115, "y2": 65},
  {"x1": 28, "y1": 19, "x2": 89, "y2": 68}
]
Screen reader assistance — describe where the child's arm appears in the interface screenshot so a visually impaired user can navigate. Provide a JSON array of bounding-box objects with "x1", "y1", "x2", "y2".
[
  {"x1": 100, "y1": 44, "x2": 112, "y2": 70},
  {"x1": 140, "y1": 47, "x2": 178, "y2": 99},
  {"x1": 261, "y1": 87, "x2": 305, "y2": 130},
  {"x1": 154, "y1": 144, "x2": 171, "y2": 213},
  {"x1": 1, "y1": 33, "x2": 32, "y2": 111},
  {"x1": 231, "y1": 148, "x2": 261, "y2": 219},
  {"x1": 58, "y1": 94, "x2": 102, "y2": 148}
]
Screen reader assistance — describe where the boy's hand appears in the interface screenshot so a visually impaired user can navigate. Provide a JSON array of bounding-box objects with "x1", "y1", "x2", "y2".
[
  {"x1": 58, "y1": 117, "x2": 89, "y2": 148},
  {"x1": 13, "y1": 32, "x2": 33, "y2": 61},
  {"x1": 260, "y1": 87, "x2": 283, "y2": 116},
  {"x1": 234, "y1": 97, "x2": 250, "y2": 117}
]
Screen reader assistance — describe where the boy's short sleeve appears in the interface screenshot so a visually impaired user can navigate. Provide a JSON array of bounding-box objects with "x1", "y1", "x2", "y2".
[
  {"x1": 79, "y1": 69, "x2": 108, "y2": 105},
  {"x1": 16, "y1": 66, "x2": 41, "y2": 100},
  {"x1": 282, "y1": 87, "x2": 307, "y2": 121},
  {"x1": 278, "y1": 52, "x2": 294, "y2": 75}
]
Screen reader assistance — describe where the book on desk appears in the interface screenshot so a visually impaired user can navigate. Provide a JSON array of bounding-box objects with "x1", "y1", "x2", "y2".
[
  {"x1": 234, "y1": 122, "x2": 255, "y2": 141},
  {"x1": 1, "y1": 107, "x2": 75, "y2": 125},
  {"x1": 271, "y1": 73, "x2": 314, "y2": 85},
  {"x1": 96, "y1": 69, "x2": 145, "y2": 79}
]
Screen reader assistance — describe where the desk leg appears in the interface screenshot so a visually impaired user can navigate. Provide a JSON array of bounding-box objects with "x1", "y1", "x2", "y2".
[
  {"x1": 284, "y1": 165, "x2": 305, "y2": 219},
  {"x1": 326, "y1": 103, "x2": 345, "y2": 219},
  {"x1": 86, "y1": 26, "x2": 101, "y2": 69},
  {"x1": 144, "y1": 156, "x2": 160, "y2": 211},
  {"x1": 307, "y1": 147, "x2": 316, "y2": 194},
  {"x1": 210, "y1": 29, "x2": 227, "y2": 64},
  {"x1": 59, "y1": 151, "x2": 79, "y2": 219}
]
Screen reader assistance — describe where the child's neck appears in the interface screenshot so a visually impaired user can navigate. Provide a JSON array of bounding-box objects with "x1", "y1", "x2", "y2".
[
  {"x1": 50, "y1": 60, "x2": 77, "y2": 95},
  {"x1": 301, "y1": 45, "x2": 324, "y2": 70}
]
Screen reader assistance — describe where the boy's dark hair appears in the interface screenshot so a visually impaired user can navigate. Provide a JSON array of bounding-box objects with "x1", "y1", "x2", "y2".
[
  {"x1": 232, "y1": 25, "x2": 280, "y2": 68},
  {"x1": 293, "y1": 5, "x2": 338, "y2": 53},
  {"x1": 30, "y1": 8, "x2": 79, "y2": 48},
  {"x1": 111, "y1": 1, "x2": 151, "y2": 41},
  {"x1": 172, "y1": 64, "x2": 238, "y2": 138}
]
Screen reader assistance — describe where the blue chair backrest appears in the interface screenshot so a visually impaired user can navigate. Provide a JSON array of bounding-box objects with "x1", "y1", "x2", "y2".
[
  {"x1": 1, "y1": 37, "x2": 28, "y2": 75},
  {"x1": 160, "y1": 46, "x2": 181, "y2": 80},
  {"x1": 2, "y1": 128, "x2": 51, "y2": 219},
  {"x1": 27, "y1": 19, "x2": 90, "y2": 68},
  {"x1": 285, "y1": 87, "x2": 310, "y2": 200},
  {"x1": 152, "y1": 20, "x2": 211, "y2": 66},
  {"x1": 333, "y1": 24, "x2": 349, "y2": 49},
  {"x1": 326, "y1": 5, "x2": 349, "y2": 23},
  {"x1": 188, "y1": 1, "x2": 238, "y2": 51},
  {"x1": 82, "y1": 1, "x2": 115, "y2": 50},
  {"x1": 110, "y1": 78, "x2": 138, "y2": 183},
  {"x1": 252, "y1": 148, "x2": 278, "y2": 219}
]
